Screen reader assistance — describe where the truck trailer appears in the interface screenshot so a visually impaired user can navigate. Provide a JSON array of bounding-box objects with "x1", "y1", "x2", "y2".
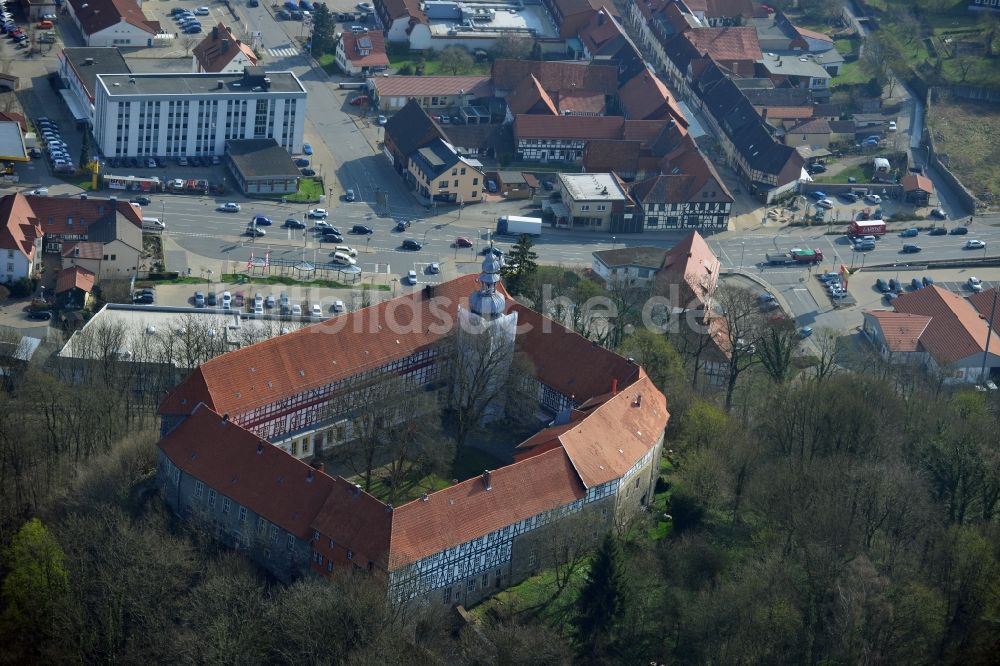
[
  {"x1": 848, "y1": 219, "x2": 886, "y2": 237},
  {"x1": 496, "y1": 215, "x2": 542, "y2": 237},
  {"x1": 765, "y1": 248, "x2": 824, "y2": 265}
]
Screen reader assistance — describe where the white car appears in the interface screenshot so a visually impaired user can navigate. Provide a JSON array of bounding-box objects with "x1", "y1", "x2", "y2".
[
  {"x1": 333, "y1": 299, "x2": 345, "y2": 312},
  {"x1": 966, "y1": 239, "x2": 986, "y2": 250},
  {"x1": 218, "y1": 202, "x2": 241, "y2": 212},
  {"x1": 969, "y1": 277, "x2": 983, "y2": 292},
  {"x1": 888, "y1": 121, "x2": 897, "y2": 131},
  {"x1": 311, "y1": 303, "x2": 322, "y2": 317},
  {"x1": 314, "y1": 220, "x2": 333, "y2": 231},
  {"x1": 864, "y1": 194, "x2": 882, "y2": 204},
  {"x1": 307, "y1": 208, "x2": 328, "y2": 219},
  {"x1": 334, "y1": 245, "x2": 357, "y2": 257},
  {"x1": 291, "y1": 304, "x2": 302, "y2": 316},
  {"x1": 428, "y1": 262, "x2": 440, "y2": 274},
  {"x1": 406, "y1": 270, "x2": 418, "y2": 285},
  {"x1": 221, "y1": 291, "x2": 232, "y2": 308},
  {"x1": 815, "y1": 198, "x2": 834, "y2": 209},
  {"x1": 194, "y1": 6, "x2": 210, "y2": 14}
]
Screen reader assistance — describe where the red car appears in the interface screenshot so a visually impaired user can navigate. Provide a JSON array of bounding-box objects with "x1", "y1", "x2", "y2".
[
  {"x1": 349, "y1": 95, "x2": 369, "y2": 106},
  {"x1": 455, "y1": 237, "x2": 472, "y2": 248}
]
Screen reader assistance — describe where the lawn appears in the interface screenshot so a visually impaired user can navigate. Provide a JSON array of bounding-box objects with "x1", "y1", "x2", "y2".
[
  {"x1": 926, "y1": 96, "x2": 1000, "y2": 205},
  {"x1": 812, "y1": 163, "x2": 873, "y2": 184},
  {"x1": 384, "y1": 42, "x2": 491, "y2": 76},
  {"x1": 468, "y1": 558, "x2": 592, "y2": 621},
  {"x1": 831, "y1": 59, "x2": 870, "y2": 87},
  {"x1": 361, "y1": 465, "x2": 452, "y2": 505},
  {"x1": 287, "y1": 177, "x2": 324, "y2": 203},
  {"x1": 220, "y1": 273, "x2": 389, "y2": 290}
]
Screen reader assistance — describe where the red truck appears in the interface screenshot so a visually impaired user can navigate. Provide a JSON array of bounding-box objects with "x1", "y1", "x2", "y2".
[{"x1": 848, "y1": 219, "x2": 886, "y2": 237}]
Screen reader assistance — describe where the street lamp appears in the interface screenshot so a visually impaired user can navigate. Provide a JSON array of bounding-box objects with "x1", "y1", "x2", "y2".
[
  {"x1": 739, "y1": 241, "x2": 745, "y2": 269},
  {"x1": 391, "y1": 277, "x2": 398, "y2": 297},
  {"x1": 160, "y1": 200, "x2": 165, "y2": 226},
  {"x1": 206, "y1": 268, "x2": 213, "y2": 292},
  {"x1": 611, "y1": 235, "x2": 616, "y2": 249}
]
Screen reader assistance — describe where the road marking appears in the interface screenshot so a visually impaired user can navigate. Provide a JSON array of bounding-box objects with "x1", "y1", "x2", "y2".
[{"x1": 267, "y1": 47, "x2": 300, "y2": 57}]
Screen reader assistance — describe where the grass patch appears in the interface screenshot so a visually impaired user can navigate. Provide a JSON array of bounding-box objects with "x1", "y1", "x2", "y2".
[
  {"x1": 361, "y1": 465, "x2": 452, "y2": 505},
  {"x1": 831, "y1": 59, "x2": 870, "y2": 87},
  {"x1": 834, "y1": 38, "x2": 856, "y2": 55},
  {"x1": 220, "y1": 273, "x2": 389, "y2": 290},
  {"x1": 468, "y1": 559, "x2": 591, "y2": 622},
  {"x1": 812, "y1": 163, "x2": 873, "y2": 184},
  {"x1": 926, "y1": 96, "x2": 1000, "y2": 204},
  {"x1": 288, "y1": 177, "x2": 324, "y2": 203},
  {"x1": 317, "y1": 52, "x2": 338, "y2": 76},
  {"x1": 53, "y1": 171, "x2": 95, "y2": 190},
  {"x1": 136, "y1": 276, "x2": 204, "y2": 286},
  {"x1": 385, "y1": 43, "x2": 491, "y2": 76}
]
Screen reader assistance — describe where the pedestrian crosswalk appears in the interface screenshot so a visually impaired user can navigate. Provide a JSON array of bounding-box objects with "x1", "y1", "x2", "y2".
[{"x1": 267, "y1": 47, "x2": 300, "y2": 57}]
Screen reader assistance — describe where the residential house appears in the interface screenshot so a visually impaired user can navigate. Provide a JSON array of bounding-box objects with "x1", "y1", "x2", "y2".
[
  {"x1": 513, "y1": 115, "x2": 625, "y2": 163},
  {"x1": 577, "y1": 8, "x2": 646, "y2": 83},
  {"x1": 55, "y1": 266, "x2": 96, "y2": 309},
  {"x1": 61, "y1": 207, "x2": 143, "y2": 278},
  {"x1": 782, "y1": 117, "x2": 831, "y2": 150},
  {"x1": 371, "y1": 76, "x2": 492, "y2": 113},
  {"x1": 685, "y1": 0, "x2": 755, "y2": 27},
  {"x1": 862, "y1": 285, "x2": 1000, "y2": 384},
  {"x1": 193, "y1": 25, "x2": 258, "y2": 74},
  {"x1": 540, "y1": 0, "x2": 617, "y2": 39},
  {"x1": 65, "y1": 0, "x2": 159, "y2": 48},
  {"x1": 629, "y1": 160, "x2": 733, "y2": 232},
  {"x1": 901, "y1": 173, "x2": 934, "y2": 206},
  {"x1": 156, "y1": 272, "x2": 668, "y2": 603},
  {"x1": 625, "y1": 0, "x2": 700, "y2": 76},
  {"x1": 440, "y1": 123, "x2": 512, "y2": 160},
  {"x1": 494, "y1": 59, "x2": 618, "y2": 122},
  {"x1": 590, "y1": 246, "x2": 668, "y2": 286},
  {"x1": 382, "y1": 99, "x2": 446, "y2": 175},
  {"x1": 652, "y1": 230, "x2": 721, "y2": 311},
  {"x1": 675, "y1": 26, "x2": 762, "y2": 79},
  {"x1": 406, "y1": 138, "x2": 483, "y2": 204},
  {"x1": 374, "y1": 0, "x2": 427, "y2": 43},
  {"x1": 335, "y1": 30, "x2": 390, "y2": 77},
  {"x1": 0, "y1": 194, "x2": 43, "y2": 284},
  {"x1": 756, "y1": 52, "x2": 831, "y2": 95},
  {"x1": 617, "y1": 68, "x2": 688, "y2": 126},
  {"x1": 555, "y1": 172, "x2": 632, "y2": 232},
  {"x1": 495, "y1": 171, "x2": 535, "y2": 199},
  {"x1": 968, "y1": 288, "x2": 1000, "y2": 335}
]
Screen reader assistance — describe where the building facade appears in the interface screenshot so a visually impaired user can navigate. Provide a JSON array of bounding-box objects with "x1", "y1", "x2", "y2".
[
  {"x1": 406, "y1": 138, "x2": 483, "y2": 204},
  {"x1": 92, "y1": 68, "x2": 307, "y2": 159},
  {"x1": 156, "y1": 270, "x2": 669, "y2": 604},
  {"x1": 556, "y1": 173, "x2": 632, "y2": 231}
]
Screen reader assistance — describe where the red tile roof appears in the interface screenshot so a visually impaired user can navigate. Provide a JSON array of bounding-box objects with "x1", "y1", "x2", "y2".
[
  {"x1": 0, "y1": 193, "x2": 40, "y2": 260},
  {"x1": 514, "y1": 114, "x2": 624, "y2": 141},
  {"x1": 339, "y1": 30, "x2": 390, "y2": 68},
  {"x1": 0, "y1": 112, "x2": 26, "y2": 131},
  {"x1": 62, "y1": 241, "x2": 104, "y2": 260},
  {"x1": 311, "y1": 476, "x2": 392, "y2": 568},
  {"x1": 893, "y1": 285, "x2": 1000, "y2": 365},
  {"x1": 67, "y1": 0, "x2": 157, "y2": 36},
  {"x1": 865, "y1": 311, "x2": 932, "y2": 353},
  {"x1": 193, "y1": 24, "x2": 258, "y2": 73},
  {"x1": 901, "y1": 173, "x2": 933, "y2": 194},
  {"x1": 619, "y1": 68, "x2": 688, "y2": 125},
  {"x1": 505, "y1": 75, "x2": 559, "y2": 116},
  {"x1": 378, "y1": 0, "x2": 426, "y2": 22},
  {"x1": 968, "y1": 287, "x2": 1000, "y2": 329},
  {"x1": 18, "y1": 194, "x2": 142, "y2": 236},
  {"x1": 757, "y1": 105, "x2": 814, "y2": 120},
  {"x1": 389, "y1": 447, "x2": 586, "y2": 567},
  {"x1": 158, "y1": 404, "x2": 337, "y2": 540},
  {"x1": 655, "y1": 230, "x2": 721, "y2": 309},
  {"x1": 492, "y1": 60, "x2": 618, "y2": 96},
  {"x1": 684, "y1": 26, "x2": 762, "y2": 65},
  {"x1": 579, "y1": 8, "x2": 626, "y2": 56},
  {"x1": 55, "y1": 265, "x2": 96, "y2": 295},
  {"x1": 374, "y1": 75, "x2": 492, "y2": 98},
  {"x1": 582, "y1": 139, "x2": 641, "y2": 173},
  {"x1": 785, "y1": 118, "x2": 831, "y2": 135},
  {"x1": 795, "y1": 25, "x2": 834, "y2": 43},
  {"x1": 553, "y1": 91, "x2": 607, "y2": 115}
]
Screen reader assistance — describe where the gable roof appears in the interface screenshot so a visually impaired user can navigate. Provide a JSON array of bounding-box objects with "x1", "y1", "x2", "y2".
[
  {"x1": 374, "y1": 75, "x2": 492, "y2": 99},
  {"x1": 785, "y1": 117, "x2": 831, "y2": 135},
  {"x1": 865, "y1": 311, "x2": 932, "y2": 353},
  {"x1": 377, "y1": 0, "x2": 426, "y2": 22},
  {"x1": 901, "y1": 173, "x2": 934, "y2": 193},
  {"x1": 506, "y1": 74, "x2": 559, "y2": 116},
  {"x1": 55, "y1": 266, "x2": 96, "y2": 295},
  {"x1": 619, "y1": 68, "x2": 687, "y2": 125},
  {"x1": 158, "y1": 404, "x2": 337, "y2": 540},
  {"x1": 582, "y1": 139, "x2": 641, "y2": 173},
  {"x1": 383, "y1": 99, "x2": 445, "y2": 159},
  {"x1": 968, "y1": 288, "x2": 1000, "y2": 331},
  {"x1": 514, "y1": 114, "x2": 624, "y2": 141},
  {"x1": 62, "y1": 241, "x2": 104, "y2": 260},
  {"x1": 579, "y1": 8, "x2": 629, "y2": 57},
  {"x1": 409, "y1": 137, "x2": 463, "y2": 178},
  {"x1": 20, "y1": 195, "x2": 143, "y2": 236},
  {"x1": 685, "y1": 26, "x2": 762, "y2": 65},
  {"x1": 655, "y1": 230, "x2": 720, "y2": 308},
  {"x1": 0, "y1": 193, "x2": 40, "y2": 259},
  {"x1": 339, "y1": 30, "x2": 390, "y2": 68},
  {"x1": 893, "y1": 285, "x2": 1000, "y2": 365},
  {"x1": 193, "y1": 24, "x2": 258, "y2": 73},
  {"x1": 68, "y1": 0, "x2": 158, "y2": 36},
  {"x1": 592, "y1": 246, "x2": 668, "y2": 270},
  {"x1": 492, "y1": 59, "x2": 618, "y2": 96}
]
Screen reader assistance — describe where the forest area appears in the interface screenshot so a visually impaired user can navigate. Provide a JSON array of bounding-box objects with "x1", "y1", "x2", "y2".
[{"x1": 0, "y1": 260, "x2": 999, "y2": 664}]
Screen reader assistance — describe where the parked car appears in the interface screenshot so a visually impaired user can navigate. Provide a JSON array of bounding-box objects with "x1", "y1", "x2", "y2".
[
  {"x1": 900, "y1": 228, "x2": 918, "y2": 238},
  {"x1": 341, "y1": 189, "x2": 356, "y2": 202},
  {"x1": 349, "y1": 95, "x2": 369, "y2": 106},
  {"x1": 922, "y1": 276, "x2": 934, "y2": 286},
  {"x1": 406, "y1": 270, "x2": 418, "y2": 285},
  {"x1": 301, "y1": 168, "x2": 316, "y2": 176},
  {"x1": 911, "y1": 278, "x2": 923, "y2": 290},
  {"x1": 321, "y1": 231, "x2": 344, "y2": 243},
  {"x1": 265, "y1": 294, "x2": 275, "y2": 308},
  {"x1": 194, "y1": 291, "x2": 206, "y2": 307},
  {"x1": 334, "y1": 245, "x2": 358, "y2": 257},
  {"x1": 931, "y1": 207, "x2": 947, "y2": 219},
  {"x1": 218, "y1": 202, "x2": 241, "y2": 212},
  {"x1": 395, "y1": 219, "x2": 411, "y2": 232},
  {"x1": 402, "y1": 239, "x2": 422, "y2": 250},
  {"x1": 799, "y1": 326, "x2": 813, "y2": 338},
  {"x1": 291, "y1": 304, "x2": 303, "y2": 316},
  {"x1": 307, "y1": 208, "x2": 327, "y2": 218},
  {"x1": 302, "y1": 143, "x2": 313, "y2": 155},
  {"x1": 194, "y1": 6, "x2": 210, "y2": 15},
  {"x1": 245, "y1": 227, "x2": 266, "y2": 237},
  {"x1": 969, "y1": 277, "x2": 984, "y2": 292},
  {"x1": 864, "y1": 194, "x2": 882, "y2": 204},
  {"x1": 888, "y1": 278, "x2": 900, "y2": 293},
  {"x1": 352, "y1": 224, "x2": 373, "y2": 234},
  {"x1": 283, "y1": 218, "x2": 305, "y2": 228},
  {"x1": 294, "y1": 158, "x2": 309, "y2": 167},
  {"x1": 888, "y1": 121, "x2": 897, "y2": 131},
  {"x1": 311, "y1": 303, "x2": 322, "y2": 317},
  {"x1": 207, "y1": 292, "x2": 217, "y2": 306},
  {"x1": 966, "y1": 239, "x2": 986, "y2": 250},
  {"x1": 333, "y1": 299, "x2": 345, "y2": 312},
  {"x1": 928, "y1": 227, "x2": 947, "y2": 236},
  {"x1": 815, "y1": 198, "x2": 834, "y2": 209},
  {"x1": 950, "y1": 226, "x2": 969, "y2": 235},
  {"x1": 377, "y1": 114, "x2": 387, "y2": 125},
  {"x1": 455, "y1": 236, "x2": 472, "y2": 248},
  {"x1": 808, "y1": 163, "x2": 827, "y2": 174},
  {"x1": 222, "y1": 291, "x2": 232, "y2": 308},
  {"x1": 27, "y1": 310, "x2": 52, "y2": 321},
  {"x1": 875, "y1": 278, "x2": 888, "y2": 293},
  {"x1": 810, "y1": 191, "x2": 827, "y2": 200}
]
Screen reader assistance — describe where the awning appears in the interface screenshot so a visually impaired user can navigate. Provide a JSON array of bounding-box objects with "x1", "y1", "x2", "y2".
[{"x1": 59, "y1": 89, "x2": 90, "y2": 124}]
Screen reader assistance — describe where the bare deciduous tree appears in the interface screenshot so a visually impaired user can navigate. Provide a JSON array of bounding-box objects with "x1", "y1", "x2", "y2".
[{"x1": 714, "y1": 285, "x2": 766, "y2": 411}]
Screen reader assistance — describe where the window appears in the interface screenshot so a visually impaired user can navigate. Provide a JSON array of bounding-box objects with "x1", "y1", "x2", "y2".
[
  {"x1": 270, "y1": 525, "x2": 278, "y2": 542},
  {"x1": 472, "y1": 177, "x2": 478, "y2": 185},
  {"x1": 597, "y1": 204, "x2": 606, "y2": 211},
  {"x1": 207, "y1": 490, "x2": 216, "y2": 508},
  {"x1": 495, "y1": 569, "x2": 502, "y2": 588},
  {"x1": 326, "y1": 560, "x2": 333, "y2": 572},
  {"x1": 482, "y1": 573, "x2": 489, "y2": 589},
  {"x1": 347, "y1": 549, "x2": 353, "y2": 560},
  {"x1": 581, "y1": 205, "x2": 590, "y2": 211},
  {"x1": 438, "y1": 180, "x2": 448, "y2": 188},
  {"x1": 238, "y1": 506, "x2": 247, "y2": 522},
  {"x1": 110, "y1": 254, "x2": 116, "y2": 261},
  {"x1": 443, "y1": 587, "x2": 452, "y2": 603},
  {"x1": 460, "y1": 167, "x2": 466, "y2": 175},
  {"x1": 467, "y1": 578, "x2": 475, "y2": 591},
  {"x1": 528, "y1": 551, "x2": 537, "y2": 568},
  {"x1": 222, "y1": 497, "x2": 231, "y2": 514},
  {"x1": 451, "y1": 168, "x2": 457, "y2": 176},
  {"x1": 257, "y1": 516, "x2": 266, "y2": 534},
  {"x1": 286, "y1": 534, "x2": 294, "y2": 550}
]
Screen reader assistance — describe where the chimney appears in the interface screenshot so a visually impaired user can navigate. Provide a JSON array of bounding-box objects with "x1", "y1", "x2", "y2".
[
  {"x1": 307, "y1": 468, "x2": 315, "y2": 482},
  {"x1": 385, "y1": 503, "x2": 394, "y2": 513},
  {"x1": 482, "y1": 470, "x2": 492, "y2": 491},
  {"x1": 761, "y1": 107, "x2": 768, "y2": 122},
  {"x1": 222, "y1": 413, "x2": 230, "y2": 423},
  {"x1": 420, "y1": 493, "x2": 429, "y2": 502},
  {"x1": 597, "y1": 9, "x2": 605, "y2": 25},
  {"x1": 352, "y1": 483, "x2": 362, "y2": 496},
  {"x1": 84, "y1": 57, "x2": 94, "y2": 66},
  {"x1": 221, "y1": 39, "x2": 230, "y2": 51},
  {"x1": 633, "y1": 393, "x2": 643, "y2": 407},
  {"x1": 256, "y1": 443, "x2": 264, "y2": 454},
  {"x1": 611, "y1": 378, "x2": 618, "y2": 395},
  {"x1": 212, "y1": 26, "x2": 218, "y2": 40},
  {"x1": 312, "y1": 461, "x2": 325, "y2": 473}
]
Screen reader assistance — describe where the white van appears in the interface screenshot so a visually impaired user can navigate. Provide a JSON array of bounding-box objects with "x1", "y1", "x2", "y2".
[
  {"x1": 29, "y1": 187, "x2": 48, "y2": 196},
  {"x1": 142, "y1": 216, "x2": 165, "y2": 231},
  {"x1": 332, "y1": 251, "x2": 357, "y2": 266}
]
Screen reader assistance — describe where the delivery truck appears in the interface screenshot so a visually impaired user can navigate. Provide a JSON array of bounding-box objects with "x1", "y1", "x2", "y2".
[
  {"x1": 496, "y1": 215, "x2": 542, "y2": 237},
  {"x1": 765, "y1": 248, "x2": 824, "y2": 265},
  {"x1": 848, "y1": 219, "x2": 886, "y2": 237}
]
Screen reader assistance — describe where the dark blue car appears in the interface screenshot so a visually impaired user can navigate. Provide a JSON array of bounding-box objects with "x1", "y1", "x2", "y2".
[
  {"x1": 284, "y1": 0, "x2": 298, "y2": 10},
  {"x1": 299, "y1": 0, "x2": 314, "y2": 9}
]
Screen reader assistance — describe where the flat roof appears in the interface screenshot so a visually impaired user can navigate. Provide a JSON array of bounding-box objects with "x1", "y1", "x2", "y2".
[
  {"x1": 0, "y1": 121, "x2": 27, "y2": 161},
  {"x1": 226, "y1": 139, "x2": 300, "y2": 179},
  {"x1": 758, "y1": 53, "x2": 831, "y2": 79},
  {"x1": 425, "y1": 2, "x2": 557, "y2": 39},
  {"x1": 62, "y1": 47, "x2": 132, "y2": 98},
  {"x1": 97, "y1": 71, "x2": 306, "y2": 97},
  {"x1": 558, "y1": 173, "x2": 627, "y2": 202}
]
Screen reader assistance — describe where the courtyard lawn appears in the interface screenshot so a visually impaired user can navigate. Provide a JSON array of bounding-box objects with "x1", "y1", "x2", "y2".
[
  {"x1": 287, "y1": 177, "x2": 324, "y2": 203},
  {"x1": 453, "y1": 447, "x2": 507, "y2": 481},
  {"x1": 360, "y1": 465, "x2": 452, "y2": 505}
]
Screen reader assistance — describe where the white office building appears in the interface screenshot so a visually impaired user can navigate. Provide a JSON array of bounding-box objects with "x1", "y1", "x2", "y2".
[{"x1": 92, "y1": 67, "x2": 307, "y2": 159}]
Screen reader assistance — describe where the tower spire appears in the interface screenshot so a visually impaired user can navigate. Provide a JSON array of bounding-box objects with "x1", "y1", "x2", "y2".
[{"x1": 469, "y1": 240, "x2": 506, "y2": 318}]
